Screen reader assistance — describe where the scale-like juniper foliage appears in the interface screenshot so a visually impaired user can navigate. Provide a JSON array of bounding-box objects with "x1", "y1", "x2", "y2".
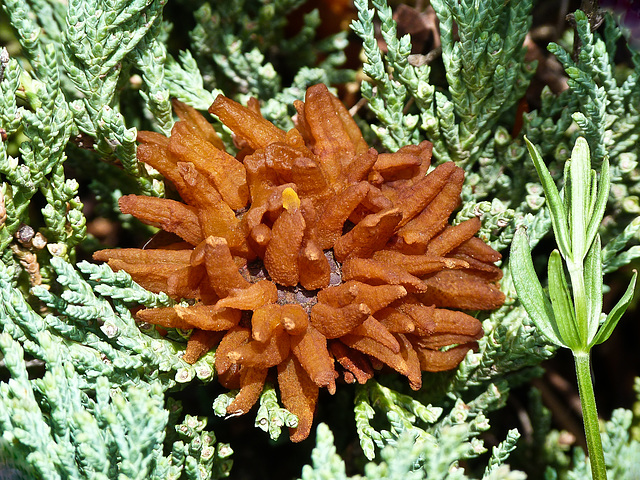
[{"x1": 1, "y1": 0, "x2": 640, "y2": 478}]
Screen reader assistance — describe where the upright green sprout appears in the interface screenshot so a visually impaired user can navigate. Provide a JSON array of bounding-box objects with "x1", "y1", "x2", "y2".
[{"x1": 510, "y1": 137, "x2": 638, "y2": 480}]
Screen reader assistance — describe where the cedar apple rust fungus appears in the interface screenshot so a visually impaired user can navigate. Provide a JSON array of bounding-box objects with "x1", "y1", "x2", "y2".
[{"x1": 94, "y1": 84, "x2": 505, "y2": 442}]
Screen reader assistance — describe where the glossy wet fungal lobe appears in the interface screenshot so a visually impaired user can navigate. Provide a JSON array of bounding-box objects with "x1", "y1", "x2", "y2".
[{"x1": 94, "y1": 84, "x2": 505, "y2": 442}]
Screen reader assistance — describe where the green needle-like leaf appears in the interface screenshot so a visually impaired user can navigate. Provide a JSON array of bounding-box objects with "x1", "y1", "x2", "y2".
[
  {"x1": 547, "y1": 249, "x2": 580, "y2": 349},
  {"x1": 584, "y1": 235, "x2": 603, "y2": 344},
  {"x1": 524, "y1": 136, "x2": 572, "y2": 261},
  {"x1": 591, "y1": 270, "x2": 638, "y2": 347},
  {"x1": 585, "y1": 157, "x2": 610, "y2": 253},
  {"x1": 587, "y1": 169, "x2": 598, "y2": 215},
  {"x1": 569, "y1": 137, "x2": 591, "y2": 262},
  {"x1": 510, "y1": 228, "x2": 563, "y2": 347}
]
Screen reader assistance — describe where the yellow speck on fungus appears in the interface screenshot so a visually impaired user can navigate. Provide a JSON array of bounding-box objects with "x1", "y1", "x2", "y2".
[{"x1": 282, "y1": 187, "x2": 300, "y2": 212}]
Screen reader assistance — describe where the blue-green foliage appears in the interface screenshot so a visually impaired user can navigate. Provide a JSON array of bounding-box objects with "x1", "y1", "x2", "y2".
[
  {"x1": 1, "y1": 0, "x2": 640, "y2": 478},
  {"x1": 173, "y1": 0, "x2": 354, "y2": 129},
  {"x1": 300, "y1": 421, "x2": 526, "y2": 480},
  {"x1": 562, "y1": 406, "x2": 640, "y2": 480},
  {"x1": 0, "y1": 329, "x2": 231, "y2": 480},
  {"x1": 352, "y1": 0, "x2": 533, "y2": 169}
]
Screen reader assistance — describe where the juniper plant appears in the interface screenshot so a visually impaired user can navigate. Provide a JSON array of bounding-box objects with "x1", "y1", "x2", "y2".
[
  {"x1": 510, "y1": 137, "x2": 638, "y2": 480},
  {"x1": 3, "y1": 0, "x2": 640, "y2": 478}
]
